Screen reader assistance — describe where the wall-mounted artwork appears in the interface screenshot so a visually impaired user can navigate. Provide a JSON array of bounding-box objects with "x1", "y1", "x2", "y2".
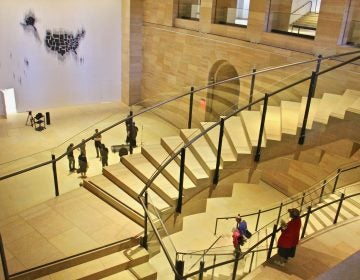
[
  {"x1": 20, "y1": 11, "x2": 41, "y2": 41},
  {"x1": 45, "y1": 29, "x2": 86, "y2": 58}
]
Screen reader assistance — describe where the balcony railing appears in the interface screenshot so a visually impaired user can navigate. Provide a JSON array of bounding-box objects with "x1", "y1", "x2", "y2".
[{"x1": 214, "y1": 7, "x2": 249, "y2": 27}]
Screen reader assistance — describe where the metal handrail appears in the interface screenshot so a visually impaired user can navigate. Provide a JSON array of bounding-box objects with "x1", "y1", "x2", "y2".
[
  {"x1": 179, "y1": 191, "x2": 360, "y2": 279},
  {"x1": 291, "y1": 1, "x2": 312, "y2": 16},
  {"x1": 1, "y1": 50, "x2": 360, "y2": 182},
  {"x1": 213, "y1": 161, "x2": 360, "y2": 235}
]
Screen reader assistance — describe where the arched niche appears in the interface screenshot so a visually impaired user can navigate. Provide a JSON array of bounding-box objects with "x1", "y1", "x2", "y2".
[{"x1": 206, "y1": 60, "x2": 240, "y2": 121}]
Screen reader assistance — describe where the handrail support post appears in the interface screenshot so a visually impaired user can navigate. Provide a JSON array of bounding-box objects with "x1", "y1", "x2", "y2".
[
  {"x1": 254, "y1": 93, "x2": 268, "y2": 162},
  {"x1": 51, "y1": 154, "x2": 59, "y2": 197}
]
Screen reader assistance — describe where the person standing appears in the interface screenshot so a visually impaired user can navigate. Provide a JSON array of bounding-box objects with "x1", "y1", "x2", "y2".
[
  {"x1": 78, "y1": 152, "x2": 88, "y2": 178},
  {"x1": 66, "y1": 143, "x2": 76, "y2": 172},
  {"x1": 275, "y1": 208, "x2": 302, "y2": 266},
  {"x1": 79, "y1": 139, "x2": 86, "y2": 156},
  {"x1": 100, "y1": 144, "x2": 109, "y2": 167},
  {"x1": 93, "y1": 129, "x2": 102, "y2": 158}
]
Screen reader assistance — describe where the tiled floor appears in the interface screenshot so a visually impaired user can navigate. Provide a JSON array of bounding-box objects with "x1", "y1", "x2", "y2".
[
  {"x1": 0, "y1": 102, "x2": 179, "y2": 275},
  {"x1": 0, "y1": 102, "x2": 359, "y2": 279}
]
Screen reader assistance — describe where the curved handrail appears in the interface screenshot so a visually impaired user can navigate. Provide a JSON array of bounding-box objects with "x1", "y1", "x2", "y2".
[
  {"x1": 139, "y1": 52, "x2": 360, "y2": 197},
  {"x1": 1, "y1": 50, "x2": 360, "y2": 181},
  {"x1": 213, "y1": 161, "x2": 360, "y2": 234},
  {"x1": 178, "y1": 191, "x2": 360, "y2": 279},
  {"x1": 291, "y1": 1, "x2": 312, "y2": 15}
]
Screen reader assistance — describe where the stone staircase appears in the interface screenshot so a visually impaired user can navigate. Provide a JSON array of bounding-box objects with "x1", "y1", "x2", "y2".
[
  {"x1": 80, "y1": 88, "x2": 360, "y2": 278},
  {"x1": 291, "y1": 11, "x2": 318, "y2": 31}
]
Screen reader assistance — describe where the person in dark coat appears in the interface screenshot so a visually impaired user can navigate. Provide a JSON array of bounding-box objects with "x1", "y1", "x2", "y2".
[
  {"x1": 66, "y1": 143, "x2": 76, "y2": 172},
  {"x1": 100, "y1": 144, "x2": 109, "y2": 167},
  {"x1": 275, "y1": 208, "x2": 302, "y2": 266},
  {"x1": 93, "y1": 129, "x2": 102, "y2": 158},
  {"x1": 78, "y1": 152, "x2": 88, "y2": 178}
]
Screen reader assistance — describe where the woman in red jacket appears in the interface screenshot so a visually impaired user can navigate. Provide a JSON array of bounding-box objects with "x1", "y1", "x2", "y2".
[{"x1": 275, "y1": 208, "x2": 301, "y2": 266}]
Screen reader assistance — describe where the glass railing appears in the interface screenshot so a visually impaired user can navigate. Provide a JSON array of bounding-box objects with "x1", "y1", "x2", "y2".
[
  {"x1": 268, "y1": 11, "x2": 318, "y2": 38},
  {"x1": 346, "y1": 20, "x2": 360, "y2": 47},
  {"x1": 1, "y1": 50, "x2": 360, "y2": 279},
  {"x1": 136, "y1": 51, "x2": 360, "y2": 279},
  {"x1": 178, "y1": 3, "x2": 200, "y2": 20},
  {"x1": 214, "y1": 8, "x2": 249, "y2": 26}
]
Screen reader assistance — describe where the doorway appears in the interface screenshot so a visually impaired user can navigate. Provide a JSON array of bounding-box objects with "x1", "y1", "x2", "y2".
[{"x1": 0, "y1": 88, "x2": 17, "y2": 118}]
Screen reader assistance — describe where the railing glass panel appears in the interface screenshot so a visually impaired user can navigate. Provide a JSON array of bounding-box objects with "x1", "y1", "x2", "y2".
[
  {"x1": 346, "y1": 20, "x2": 360, "y2": 47},
  {"x1": 214, "y1": 8, "x2": 249, "y2": 26},
  {"x1": 178, "y1": 1, "x2": 201, "y2": 21}
]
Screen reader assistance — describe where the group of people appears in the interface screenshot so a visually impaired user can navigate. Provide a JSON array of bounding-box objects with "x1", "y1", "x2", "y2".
[
  {"x1": 66, "y1": 129, "x2": 109, "y2": 178},
  {"x1": 231, "y1": 208, "x2": 302, "y2": 268}
]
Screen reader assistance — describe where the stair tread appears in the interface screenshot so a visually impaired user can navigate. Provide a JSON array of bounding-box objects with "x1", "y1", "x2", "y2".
[
  {"x1": 104, "y1": 164, "x2": 171, "y2": 211},
  {"x1": 347, "y1": 91, "x2": 360, "y2": 114},
  {"x1": 200, "y1": 122, "x2": 237, "y2": 163},
  {"x1": 241, "y1": 111, "x2": 266, "y2": 146},
  {"x1": 297, "y1": 97, "x2": 321, "y2": 129},
  {"x1": 130, "y1": 262, "x2": 157, "y2": 279},
  {"x1": 313, "y1": 93, "x2": 342, "y2": 124},
  {"x1": 180, "y1": 128, "x2": 219, "y2": 172},
  {"x1": 102, "y1": 270, "x2": 138, "y2": 279},
  {"x1": 121, "y1": 153, "x2": 179, "y2": 204},
  {"x1": 88, "y1": 175, "x2": 145, "y2": 215},
  {"x1": 224, "y1": 116, "x2": 252, "y2": 155},
  {"x1": 281, "y1": 101, "x2": 301, "y2": 135},
  {"x1": 261, "y1": 105, "x2": 281, "y2": 141},
  {"x1": 161, "y1": 136, "x2": 209, "y2": 183},
  {"x1": 46, "y1": 248, "x2": 144, "y2": 280},
  {"x1": 142, "y1": 144, "x2": 196, "y2": 190},
  {"x1": 330, "y1": 89, "x2": 360, "y2": 119}
]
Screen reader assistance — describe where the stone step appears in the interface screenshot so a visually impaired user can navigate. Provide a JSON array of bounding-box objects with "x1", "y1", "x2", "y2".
[
  {"x1": 313, "y1": 93, "x2": 341, "y2": 124},
  {"x1": 180, "y1": 128, "x2": 220, "y2": 176},
  {"x1": 141, "y1": 144, "x2": 197, "y2": 194},
  {"x1": 240, "y1": 110, "x2": 267, "y2": 147},
  {"x1": 41, "y1": 246, "x2": 149, "y2": 280},
  {"x1": 200, "y1": 121, "x2": 237, "y2": 167},
  {"x1": 103, "y1": 163, "x2": 171, "y2": 213},
  {"x1": 281, "y1": 100, "x2": 301, "y2": 135},
  {"x1": 260, "y1": 105, "x2": 282, "y2": 141},
  {"x1": 121, "y1": 153, "x2": 179, "y2": 207},
  {"x1": 330, "y1": 89, "x2": 360, "y2": 119},
  {"x1": 161, "y1": 136, "x2": 210, "y2": 187},
  {"x1": 84, "y1": 175, "x2": 145, "y2": 227},
  {"x1": 223, "y1": 116, "x2": 252, "y2": 159},
  {"x1": 297, "y1": 97, "x2": 321, "y2": 129}
]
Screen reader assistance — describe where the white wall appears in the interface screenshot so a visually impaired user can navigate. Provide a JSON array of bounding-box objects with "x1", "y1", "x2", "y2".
[{"x1": 0, "y1": 0, "x2": 122, "y2": 112}]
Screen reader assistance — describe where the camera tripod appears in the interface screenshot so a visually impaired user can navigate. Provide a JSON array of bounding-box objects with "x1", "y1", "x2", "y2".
[{"x1": 25, "y1": 110, "x2": 34, "y2": 127}]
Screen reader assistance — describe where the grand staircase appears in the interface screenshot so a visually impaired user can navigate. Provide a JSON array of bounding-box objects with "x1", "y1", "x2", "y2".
[{"x1": 78, "y1": 88, "x2": 360, "y2": 278}]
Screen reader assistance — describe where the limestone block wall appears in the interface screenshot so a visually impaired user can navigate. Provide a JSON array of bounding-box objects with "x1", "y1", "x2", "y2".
[{"x1": 136, "y1": 0, "x2": 360, "y2": 126}]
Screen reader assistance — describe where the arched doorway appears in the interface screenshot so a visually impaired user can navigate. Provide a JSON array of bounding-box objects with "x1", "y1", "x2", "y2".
[{"x1": 206, "y1": 60, "x2": 240, "y2": 121}]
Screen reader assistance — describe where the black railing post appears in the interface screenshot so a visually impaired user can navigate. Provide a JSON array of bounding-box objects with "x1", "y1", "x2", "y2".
[
  {"x1": 334, "y1": 193, "x2": 345, "y2": 224},
  {"x1": 248, "y1": 68, "x2": 256, "y2": 110},
  {"x1": 188, "y1": 86, "x2": 194, "y2": 129},
  {"x1": 176, "y1": 148, "x2": 186, "y2": 213},
  {"x1": 249, "y1": 252, "x2": 255, "y2": 273},
  {"x1": 0, "y1": 234, "x2": 9, "y2": 280},
  {"x1": 255, "y1": 210, "x2": 261, "y2": 231},
  {"x1": 175, "y1": 258, "x2": 184, "y2": 280},
  {"x1": 213, "y1": 118, "x2": 225, "y2": 185},
  {"x1": 214, "y1": 218, "x2": 219, "y2": 235},
  {"x1": 232, "y1": 250, "x2": 240, "y2": 280},
  {"x1": 128, "y1": 110, "x2": 134, "y2": 154},
  {"x1": 300, "y1": 192, "x2": 306, "y2": 213},
  {"x1": 142, "y1": 191, "x2": 148, "y2": 249},
  {"x1": 276, "y1": 202, "x2": 283, "y2": 226},
  {"x1": 319, "y1": 180, "x2": 326, "y2": 203},
  {"x1": 332, "y1": 169, "x2": 341, "y2": 193},
  {"x1": 301, "y1": 206, "x2": 312, "y2": 239},
  {"x1": 254, "y1": 93, "x2": 268, "y2": 162},
  {"x1": 198, "y1": 260, "x2": 205, "y2": 280},
  {"x1": 267, "y1": 224, "x2": 277, "y2": 260},
  {"x1": 51, "y1": 154, "x2": 59, "y2": 197},
  {"x1": 298, "y1": 71, "x2": 318, "y2": 145}
]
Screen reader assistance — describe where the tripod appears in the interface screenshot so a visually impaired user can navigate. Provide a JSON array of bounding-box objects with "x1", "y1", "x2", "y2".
[{"x1": 26, "y1": 110, "x2": 34, "y2": 127}]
